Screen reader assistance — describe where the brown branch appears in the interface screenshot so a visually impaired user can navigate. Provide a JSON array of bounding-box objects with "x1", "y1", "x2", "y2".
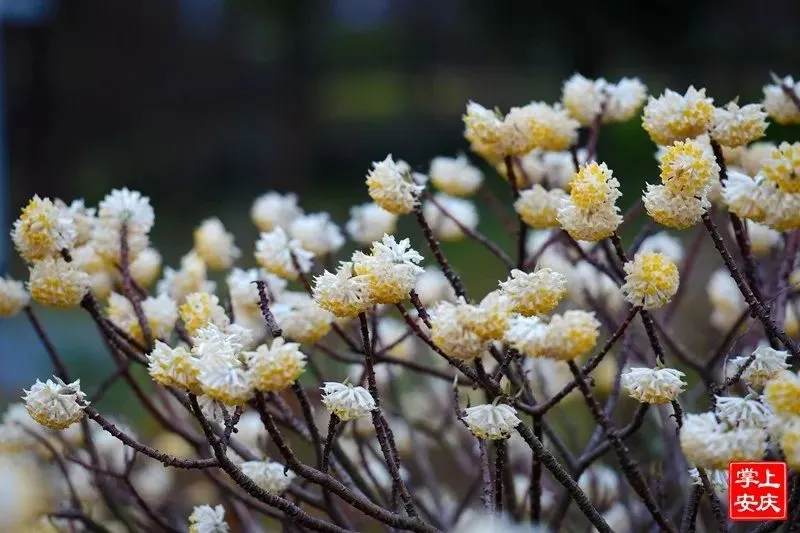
[
  {"x1": 84, "y1": 406, "x2": 217, "y2": 469},
  {"x1": 120, "y1": 224, "x2": 154, "y2": 349},
  {"x1": 424, "y1": 191, "x2": 514, "y2": 269},
  {"x1": 358, "y1": 313, "x2": 418, "y2": 518},
  {"x1": 413, "y1": 202, "x2": 467, "y2": 299},
  {"x1": 254, "y1": 280, "x2": 282, "y2": 338},
  {"x1": 702, "y1": 212, "x2": 799, "y2": 356},
  {"x1": 566, "y1": 361, "x2": 677, "y2": 533},
  {"x1": 504, "y1": 155, "x2": 529, "y2": 269},
  {"x1": 516, "y1": 422, "x2": 611, "y2": 533},
  {"x1": 189, "y1": 395, "x2": 355, "y2": 533},
  {"x1": 24, "y1": 306, "x2": 71, "y2": 380}
]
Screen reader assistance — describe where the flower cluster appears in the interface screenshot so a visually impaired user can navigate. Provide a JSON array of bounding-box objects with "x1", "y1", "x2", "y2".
[
  {"x1": 4, "y1": 70, "x2": 800, "y2": 533},
  {"x1": 557, "y1": 162, "x2": 623, "y2": 241}
]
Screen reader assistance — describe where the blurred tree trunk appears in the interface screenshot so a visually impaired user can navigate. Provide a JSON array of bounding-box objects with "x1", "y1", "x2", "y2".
[
  {"x1": 273, "y1": 0, "x2": 315, "y2": 188},
  {"x1": 11, "y1": 25, "x2": 56, "y2": 198}
]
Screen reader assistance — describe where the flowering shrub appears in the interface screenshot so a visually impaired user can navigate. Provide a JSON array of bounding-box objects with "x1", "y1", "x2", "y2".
[{"x1": 1, "y1": 72, "x2": 800, "y2": 532}]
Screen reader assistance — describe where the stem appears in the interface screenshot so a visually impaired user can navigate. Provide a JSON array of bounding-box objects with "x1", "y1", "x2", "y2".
[
  {"x1": 120, "y1": 224, "x2": 153, "y2": 349},
  {"x1": 494, "y1": 439, "x2": 506, "y2": 514},
  {"x1": 358, "y1": 313, "x2": 418, "y2": 518},
  {"x1": 24, "y1": 306, "x2": 71, "y2": 380},
  {"x1": 566, "y1": 361, "x2": 677, "y2": 533},
  {"x1": 413, "y1": 202, "x2": 467, "y2": 299},
  {"x1": 696, "y1": 467, "x2": 727, "y2": 533},
  {"x1": 190, "y1": 396, "x2": 355, "y2": 533},
  {"x1": 711, "y1": 139, "x2": 766, "y2": 304},
  {"x1": 680, "y1": 485, "x2": 703, "y2": 533},
  {"x1": 425, "y1": 191, "x2": 513, "y2": 269},
  {"x1": 479, "y1": 439, "x2": 493, "y2": 512},
  {"x1": 84, "y1": 406, "x2": 217, "y2": 469},
  {"x1": 255, "y1": 280, "x2": 282, "y2": 338},
  {"x1": 516, "y1": 422, "x2": 611, "y2": 533},
  {"x1": 322, "y1": 415, "x2": 340, "y2": 474},
  {"x1": 504, "y1": 155, "x2": 528, "y2": 269},
  {"x1": 665, "y1": 224, "x2": 704, "y2": 324},
  {"x1": 409, "y1": 289, "x2": 432, "y2": 327},
  {"x1": 702, "y1": 212, "x2": 799, "y2": 356},
  {"x1": 530, "y1": 416, "x2": 542, "y2": 523},
  {"x1": 532, "y1": 306, "x2": 639, "y2": 416}
]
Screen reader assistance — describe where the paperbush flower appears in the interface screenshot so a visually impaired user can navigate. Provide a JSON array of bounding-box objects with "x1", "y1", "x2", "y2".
[
  {"x1": 28, "y1": 257, "x2": 90, "y2": 308},
  {"x1": 240, "y1": 461, "x2": 295, "y2": 494},
  {"x1": 321, "y1": 382, "x2": 376, "y2": 421},
  {"x1": 365, "y1": 155, "x2": 423, "y2": 215},
  {"x1": 11, "y1": 195, "x2": 77, "y2": 263},
  {"x1": 499, "y1": 268, "x2": 567, "y2": 316},
  {"x1": 763, "y1": 75, "x2": 800, "y2": 125},
  {"x1": 642, "y1": 86, "x2": 714, "y2": 145},
  {"x1": 250, "y1": 191, "x2": 303, "y2": 232},
  {"x1": 188, "y1": 504, "x2": 229, "y2": 533},
  {"x1": 558, "y1": 162, "x2": 622, "y2": 241},
  {"x1": 621, "y1": 252, "x2": 679, "y2": 310},
  {"x1": 621, "y1": 367, "x2": 686, "y2": 404},
  {"x1": 514, "y1": 185, "x2": 568, "y2": 229},
  {"x1": 764, "y1": 371, "x2": 800, "y2": 417},
  {"x1": 710, "y1": 101, "x2": 768, "y2": 147},
  {"x1": 193, "y1": 217, "x2": 240, "y2": 270},
  {"x1": 247, "y1": 338, "x2": 307, "y2": 392},
  {"x1": 312, "y1": 261, "x2": 373, "y2": 318},
  {"x1": 429, "y1": 154, "x2": 484, "y2": 197},
  {"x1": 462, "y1": 403, "x2": 521, "y2": 440},
  {"x1": 254, "y1": 227, "x2": 314, "y2": 281},
  {"x1": 23, "y1": 377, "x2": 87, "y2": 430},
  {"x1": 345, "y1": 202, "x2": 398, "y2": 245},
  {"x1": 0, "y1": 277, "x2": 30, "y2": 317}
]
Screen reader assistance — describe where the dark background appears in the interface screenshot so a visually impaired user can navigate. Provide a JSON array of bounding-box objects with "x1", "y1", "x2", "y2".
[{"x1": 1, "y1": 0, "x2": 798, "y2": 405}]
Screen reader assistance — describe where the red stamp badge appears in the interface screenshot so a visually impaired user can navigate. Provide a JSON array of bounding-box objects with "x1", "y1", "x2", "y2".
[{"x1": 728, "y1": 462, "x2": 788, "y2": 521}]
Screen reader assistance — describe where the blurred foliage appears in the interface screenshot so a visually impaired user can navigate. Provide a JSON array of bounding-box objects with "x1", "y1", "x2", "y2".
[{"x1": 2, "y1": 0, "x2": 799, "y2": 420}]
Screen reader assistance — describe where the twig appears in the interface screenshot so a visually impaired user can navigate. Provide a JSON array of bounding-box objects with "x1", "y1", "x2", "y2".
[
  {"x1": 120, "y1": 224, "x2": 154, "y2": 349},
  {"x1": 190, "y1": 395, "x2": 356, "y2": 533},
  {"x1": 358, "y1": 313, "x2": 418, "y2": 518},
  {"x1": 24, "y1": 306, "x2": 71, "y2": 380},
  {"x1": 711, "y1": 139, "x2": 766, "y2": 305},
  {"x1": 494, "y1": 439, "x2": 506, "y2": 514},
  {"x1": 702, "y1": 212, "x2": 799, "y2": 356},
  {"x1": 254, "y1": 280, "x2": 282, "y2": 338},
  {"x1": 679, "y1": 485, "x2": 703, "y2": 533},
  {"x1": 504, "y1": 155, "x2": 529, "y2": 269},
  {"x1": 413, "y1": 202, "x2": 467, "y2": 299},
  {"x1": 566, "y1": 361, "x2": 677, "y2": 533},
  {"x1": 84, "y1": 406, "x2": 217, "y2": 469},
  {"x1": 425, "y1": 191, "x2": 514, "y2": 269},
  {"x1": 516, "y1": 422, "x2": 611, "y2": 533},
  {"x1": 479, "y1": 439, "x2": 493, "y2": 513},
  {"x1": 696, "y1": 467, "x2": 727, "y2": 533}
]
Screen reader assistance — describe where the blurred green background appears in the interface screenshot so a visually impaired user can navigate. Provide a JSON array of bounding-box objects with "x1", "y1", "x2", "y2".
[{"x1": 1, "y1": 0, "x2": 799, "y2": 416}]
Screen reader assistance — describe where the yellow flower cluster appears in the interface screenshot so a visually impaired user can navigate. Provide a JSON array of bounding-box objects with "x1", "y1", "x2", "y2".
[
  {"x1": 463, "y1": 101, "x2": 579, "y2": 160},
  {"x1": 29, "y1": 257, "x2": 89, "y2": 308},
  {"x1": 499, "y1": 268, "x2": 567, "y2": 316},
  {"x1": 658, "y1": 139, "x2": 719, "y2": 196},
  {"x1": 761, "y1": 142, "x2": 800, "y2": 194},
  {"x1": 513, "y1": 186, "x2": 567, "y2": 229},
  {"x1": 621, "y1": 252, "x2": 680, "y2": 310},
  {"x1": 557, "y1": 162, "x2": 622, "y2": 241},
  {"x1": 179, "y1": 292, "x2": 229, "y2": 337},
  {"x1": 544, "y1": 310, "x2": 600, "y2": 360},
  {"x1": 247, "y1": 338, "x2": 307, "y2": 392},
  {"x1": 642, "y1": 86, "x2": 714, "y2": 146},
  {"x1": 764, "y1": 371, "x2": 800, "y2": 416}
]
